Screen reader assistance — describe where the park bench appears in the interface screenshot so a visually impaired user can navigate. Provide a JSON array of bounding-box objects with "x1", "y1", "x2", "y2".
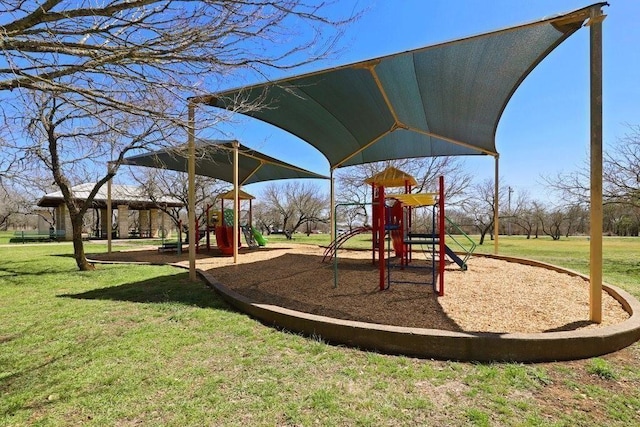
[{"x1": 12, "y1": 230, "x2": 66, "y2": 243}]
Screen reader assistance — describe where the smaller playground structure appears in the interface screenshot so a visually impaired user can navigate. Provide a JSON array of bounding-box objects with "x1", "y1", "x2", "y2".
[
  {"x1": 158, "y1": 189, "x2": 267, "y2": 255},
  {"x1": 203, "y1": 189, "x2": 266, "y2": 256},
  {"x1": 325, "y1": 167, "x2": 476, "y2": 295}
]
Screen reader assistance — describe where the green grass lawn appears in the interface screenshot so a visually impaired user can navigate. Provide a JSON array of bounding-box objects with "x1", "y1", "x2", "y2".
[{"x1": 1, "y1": 234, "x2": 639, "y2": 425}]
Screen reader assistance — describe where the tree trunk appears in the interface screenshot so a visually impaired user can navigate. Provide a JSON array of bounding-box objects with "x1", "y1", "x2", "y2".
[
  {"x1": 478, "y1": 232, "x2": 486, "y2": 245},
  {"x1": 71, "y1": 214, "x2": 94, "y2": 271}
]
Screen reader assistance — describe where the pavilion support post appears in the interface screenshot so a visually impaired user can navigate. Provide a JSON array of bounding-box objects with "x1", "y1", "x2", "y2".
[
  {"x1": 187, "y1": 101, "x2": 197, "y2": 281},
  {"x1": 589, "y1": 7, "x2": 605, "y2": 323},
  {"x1": 493, "y1": 155, "x2": 499, "y2": 255},
  {"x1": 330, "y1": 168, "x2": 335, "y2": 243},
  {"x1": 233, "y1": 140, "x2": 239, "y2": 264},
  {"x1": 107, "y1": 164, "x2": 112, "y2": 254}
]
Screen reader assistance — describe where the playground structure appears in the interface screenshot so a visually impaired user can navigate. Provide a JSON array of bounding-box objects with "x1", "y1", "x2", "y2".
[
  {"x1": 204, "y1": 189, "x2": 266, "y2": 256},
  {"x1": 326, "y1": 167, "x2": 476, "y2": 294}
]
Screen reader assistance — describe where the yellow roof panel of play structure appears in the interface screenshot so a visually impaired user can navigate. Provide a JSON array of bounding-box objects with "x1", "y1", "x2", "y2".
[
  {"x1": 219, "y1": 189, "x2": 255, "y2": 200},
  {"x1": 391, "y1": 193, "x2": 437, "y2": 207},
  {"x1": 363, "y1": 167, "x2": 417, "y2": 187}
]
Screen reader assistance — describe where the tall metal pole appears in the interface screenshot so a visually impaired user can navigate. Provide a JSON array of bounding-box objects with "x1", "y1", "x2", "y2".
[
  {"x1": 107, "y1": 164, "x2": 112, "y2": 254},
  {"x1": 493, "y1": 155, "x2": 499, "y2": 255},
  {"x1": 330, "y1": 168, "x2": 335, "y2": 243},
  {"x1": 589, "y1": 7, "x2": 605, "y2": 323},
  {"x1": 438, "y1": 176, "x2": 445, "y2": 296},
  {"x1": 233, "y1": 140, "x2": 239, "y2": 264},
  {"x1": 188, "y1": 101, "x2": 197, "y2": 281}
]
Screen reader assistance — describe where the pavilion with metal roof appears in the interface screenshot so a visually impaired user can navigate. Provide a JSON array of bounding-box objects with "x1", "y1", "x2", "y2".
[{"x1": 38, "y1": 183, "x2": 183, "y2": 241}]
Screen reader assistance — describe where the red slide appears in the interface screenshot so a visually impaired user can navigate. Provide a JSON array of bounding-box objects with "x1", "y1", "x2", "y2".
[
  {"x1": 390, "y1": 201, "x2": 404, "y2": 258},
  {"x1": 391, "y1": 229, "x2": 404, "y2": 258},
  {"x1": 215, "y1": 226, "x2": 234, "y2": 255}
]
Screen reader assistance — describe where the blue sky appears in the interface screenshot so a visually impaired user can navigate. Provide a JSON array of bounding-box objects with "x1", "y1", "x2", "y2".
[{"x1": 204, "y1": 1, "x2": 639, "y2": 202}]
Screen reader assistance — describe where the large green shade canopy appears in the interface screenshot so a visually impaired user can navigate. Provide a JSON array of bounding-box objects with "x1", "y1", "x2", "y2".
[
  {"x1": 200, "y1": 3, "x2": 604, "y2": 169},
  {"x1": 124, "y1": 139, "x2": 328, "y2": 185}
]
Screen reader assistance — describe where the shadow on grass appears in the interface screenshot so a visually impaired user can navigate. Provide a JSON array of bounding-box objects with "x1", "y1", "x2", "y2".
[
  {"x1": 60, "y1": 271, "x2": 233, "y2": 311},
  {"x1": 0, "y1": 256, "x2": 78, "y2": 278}
]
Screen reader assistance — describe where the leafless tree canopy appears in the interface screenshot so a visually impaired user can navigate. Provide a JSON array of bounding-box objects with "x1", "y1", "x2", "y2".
[
  {"x1": 0, "y1": 0, "x2": 356, "y2": 269},
  {"x1": 336, "y1": 157, "x2": 471, "y2": 204},
  {"x1": 259, "y1": 181, "x2": 327, "y2": 236},
  {"x1": 1, "y1": 1, "x2": 351, "y2": 104},
  {"x1": 130, "y1": 167, "x2": 227, "y2": 226},
  {"x1": 0, "y1": 182, "x2": 32, "y2": 230},
  {"x1": 543, "y1": 125, "x2": 640, "y2": 209},
  {"x1": 457, "y1": 178, "x2": 507, "y2": 245},
  {"x1": 334, "y1": 157, "x2": 472, "y2": 228}
]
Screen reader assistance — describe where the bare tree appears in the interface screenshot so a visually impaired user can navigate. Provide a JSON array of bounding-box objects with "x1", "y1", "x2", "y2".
[
  {"x1": 543, "y1": 125, "x2": 640, "y2": 238},
  {"x1": 14, "y1": 92, "x2": 172, "y2": 269},
  {"x1": 603, "y1": 204, "x2": 639, "y2": 236},
  {"x1": 1, "y1": 1, "x2": 356, "y2": 270},
  {"x1": 564, "y1": 204, "x2": 588, "y2": 237},
  {"x1": 336, "y1": 157, "x2": 471, "y2": 206},
  {"x1": 288, "y1": 181, "x2": 328, "y2": 236},
  {"x1": 130, "y1": 168, "x2": 226, "y2": 228},
  {"x1": 544, "y1": 124, "x2": 640, "y2": 209},
  {"x1": 509, "y1": 191, "x2": 540, "y2": 239},
  {"x1": 262, "y1": 183, "x2": 296, "y2": 235},
  {"x1": 337, "y1": 204, "x2": 369, "y2": 231},
  {"x1": 461, "y1": 178, "x2": 508, "y2": 245},
  {"x1": 537, "y1": 207, "x2": 565, "y2": 241},
  {"x1": 261, "y1": 181, "x2": 327, "y2": 238},
  {"x1": 603, "y1": 125, "x2": 640, "y2": 207},
  {"x1": 252, "y1": 201, "x2": 280, "y2": 235},
  {"x1": 1, "y1": 1, "x2": 353, "y2": 100},
  {"x1": 0, "y1": 181, "x2": 31, "y2": 230}
]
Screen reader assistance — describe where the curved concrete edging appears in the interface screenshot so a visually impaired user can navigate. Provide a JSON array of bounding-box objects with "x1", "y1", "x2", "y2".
[{"x1": 197, "y1": 255, "x2": 640, "y2": 362}]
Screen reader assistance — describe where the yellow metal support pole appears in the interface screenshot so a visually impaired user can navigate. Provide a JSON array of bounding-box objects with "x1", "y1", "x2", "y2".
[
  {"x1": 188, "y1": 101, "x2": 197, "y2": 282},
  {"x1": 589, "y1": 7, "x2": 605, "y2": 323},
  {"x1": 233, "y1": 140, "x2": 239, "y2": 264},
  {"x1": 107, "y1": 164, "x2": 112, "y2": 254},
  {"x1": 494, "y1": 155, "x2": 499, "y2": 255},
  {"x1": 330, "y1": 168, "x2": 335, "y2": 243}
]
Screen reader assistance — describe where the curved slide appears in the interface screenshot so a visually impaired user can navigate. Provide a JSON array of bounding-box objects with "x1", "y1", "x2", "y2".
[{"x1": 252, "y1": 227, "x2": 267, "y2": 246}]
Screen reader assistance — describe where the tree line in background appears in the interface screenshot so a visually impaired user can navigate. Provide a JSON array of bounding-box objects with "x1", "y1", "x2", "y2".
[
  {"x1": 3, "y1": 125, "x2": 640, "y2": 246},
  {"x1": 253, "y1": 126, "x2": 640, "y2": 242}
]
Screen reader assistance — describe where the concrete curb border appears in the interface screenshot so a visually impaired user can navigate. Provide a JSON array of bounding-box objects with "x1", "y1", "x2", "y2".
[
  {"x1": 89, "y1": 254, "x2": 640, "y2": 362},
  {"x1": 199, "y1": 255, "x2": 640, "y2": 362}
]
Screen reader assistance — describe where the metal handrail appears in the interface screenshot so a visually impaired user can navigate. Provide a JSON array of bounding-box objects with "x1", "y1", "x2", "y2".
[{"x1": 444, "y1": 216, "x2": 477, "y2": 265}]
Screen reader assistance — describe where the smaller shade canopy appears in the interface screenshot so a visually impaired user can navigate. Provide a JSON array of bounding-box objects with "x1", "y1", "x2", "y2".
[
  {"x1": 219, "y1": 189, "x2": 255, "y2": 200},
  {"x1": 364, "y1": 167, "x2": 417, "y2": 188},
  {"x1": 390, "y1": 193, "x2": 437, "y2": 207},
  {"x1": 124, "y1": 139, "x2": 328, "y2": 185}
]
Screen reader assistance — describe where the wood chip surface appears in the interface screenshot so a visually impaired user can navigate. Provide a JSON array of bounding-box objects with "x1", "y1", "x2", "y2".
[{"x1": 91, "y1": 243, "x2": 629, "y2": 334}]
